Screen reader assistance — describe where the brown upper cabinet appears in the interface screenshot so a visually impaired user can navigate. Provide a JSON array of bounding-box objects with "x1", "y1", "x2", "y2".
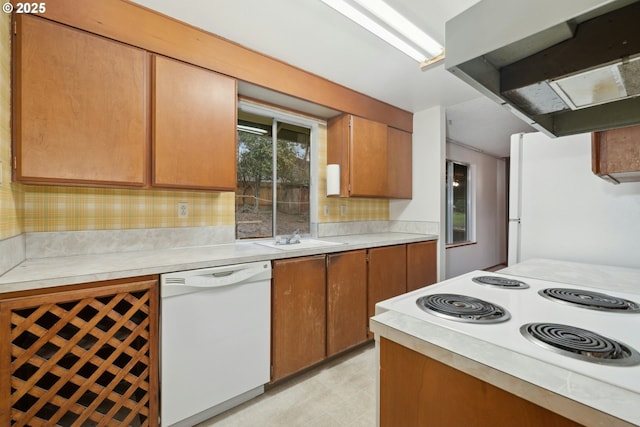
[
  {"x1": 13, "y1": 15, "x2": 238, "y2": 191},
  {"x1": 152, "y1": 56, "x2": 237, "y2": 190},
  {"x1": 592, "y1": 126, "x2": 640, "y2": 184},
  {"x1": 327, "y1": 114, "x2": 412, "y2": 198},
  {"x1": 387, "y1": 127, "x2": 413, "y2": 199},
  {"x1": 13, "y1": 15, "x2": 148, "y2": 186}
]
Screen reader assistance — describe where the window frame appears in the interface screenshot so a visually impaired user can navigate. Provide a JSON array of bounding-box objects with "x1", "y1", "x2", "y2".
[
  {"x1": 236, "y1": 100, "x2": 321, "y2": 240},
  {"x1": 445, "y1": 159, "x2": 475, "y2": 246}
]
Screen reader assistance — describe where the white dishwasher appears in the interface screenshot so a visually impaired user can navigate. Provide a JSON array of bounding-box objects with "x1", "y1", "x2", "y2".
[{"x1": 160, "y1": 261, "x2": 271, "y2": 426}]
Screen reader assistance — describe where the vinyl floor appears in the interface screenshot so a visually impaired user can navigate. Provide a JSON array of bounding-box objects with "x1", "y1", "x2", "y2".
[{"x1": 197, "y1": 343, "x2": 376, "y2": 427}]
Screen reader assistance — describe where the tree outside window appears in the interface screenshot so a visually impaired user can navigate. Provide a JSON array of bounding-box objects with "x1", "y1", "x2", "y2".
[{"x1": 236, "y1": 111, "x2": 310, "y2": 239}]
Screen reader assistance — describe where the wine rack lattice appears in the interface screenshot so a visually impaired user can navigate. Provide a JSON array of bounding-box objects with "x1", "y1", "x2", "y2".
[{"x1": 0, "y1": 278, "x2": 158, "y2": 427}]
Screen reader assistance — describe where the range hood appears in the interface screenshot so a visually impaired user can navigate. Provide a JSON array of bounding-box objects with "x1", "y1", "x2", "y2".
[{"x1": 445, "y1": 0, "x2": 640, "y2": 137}]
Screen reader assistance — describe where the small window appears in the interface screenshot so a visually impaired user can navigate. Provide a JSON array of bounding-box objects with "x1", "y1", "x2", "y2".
[
  {"x1": 446, "y1": 160, "x2": 472, "y2": 244},
  {"x1": 236, "y1": 110, "x2": 311, "y2": 239}
]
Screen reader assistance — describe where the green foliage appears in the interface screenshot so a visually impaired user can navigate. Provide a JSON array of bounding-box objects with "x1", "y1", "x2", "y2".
[{"x1": 237, "y1": 132, "x2": 310, "y2": 188}]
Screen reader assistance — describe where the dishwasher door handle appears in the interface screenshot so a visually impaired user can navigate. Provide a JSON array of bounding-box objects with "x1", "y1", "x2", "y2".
[
  {"x1": 183, "y1": 274, "x2": 245, "y2": 288},
  {"x1": 161, "y1": 261, "x2": 271, "y2": 298},
  {"x1": 211, "y1": 271, "x2": 234, "y2": 278}
]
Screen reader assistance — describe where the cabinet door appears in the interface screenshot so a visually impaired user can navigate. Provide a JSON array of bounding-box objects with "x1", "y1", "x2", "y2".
[
  {"x1": 350, "y1": 116, "x2": 388, "y2": 197},
  {"x1": 387, "y1": 127, "x2": 412, "y2": 198},
  {"x1": 592, "y1": 126, "x2": 640, "y2": 183},
  {"x1": 327, "y1": 114, "x2": 351, "y2": 197},
  {"x1": 407, "y1": 241, "x2": 437, "y2": 292},
  {"x1": 153, "y1": 55, "x2": 237, "y2": 190},
  {"x1": 327, "y1": 250, "x2": 368, "y2": 356},
  {"x1": 380, "y1": 338, "x2": 583, "y2": 427},
  {"x1": 0, "y1": 276, "x2": 159, "y2": 426},
  {"x1": 14, "y1": 15, "x2": 147, "y2": 186},
  {"x1": 271, "y1": 256, "x2": 326, "y2": 381},
  {"x1": 367, "y1": 245, "x2": 407, "y2": 332}
]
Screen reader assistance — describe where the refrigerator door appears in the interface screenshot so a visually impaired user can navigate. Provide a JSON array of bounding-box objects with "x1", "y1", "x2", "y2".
[{"x1": 507, "y1": 133, "x2": 524, "y2": 265}]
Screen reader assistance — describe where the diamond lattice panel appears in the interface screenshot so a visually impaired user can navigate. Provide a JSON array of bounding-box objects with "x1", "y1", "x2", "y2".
[{"x1": 1, "y1": 279, "x2": 158, "y2": 427}]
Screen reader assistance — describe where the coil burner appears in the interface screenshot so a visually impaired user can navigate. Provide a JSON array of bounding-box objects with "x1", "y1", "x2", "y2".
[
  {"x1": 539, "y1": 288, "x2": 640, "y2": 312},
  {"x1": 416, "y1": 293, "x2": 510, "y2": 324},
  {"x1": 472, "y1": 276, "x2": 529, "y2": 289},
  {"x1": 520, "y1": 323, "x2": 640, "y2": 366}
]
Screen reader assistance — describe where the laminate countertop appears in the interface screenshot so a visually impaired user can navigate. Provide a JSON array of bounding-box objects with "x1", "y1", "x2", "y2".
[
  {"x1": 370, "y1": 258, "x2": 640, "y2": 427},
  {"x1": 0, "y1": 233, "x2": 437, "y2": 295}
]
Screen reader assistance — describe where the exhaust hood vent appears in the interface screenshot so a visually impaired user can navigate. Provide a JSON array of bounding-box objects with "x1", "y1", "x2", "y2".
[{"x1": 446, "y1": 0, "x2": 640, "y2": 137}]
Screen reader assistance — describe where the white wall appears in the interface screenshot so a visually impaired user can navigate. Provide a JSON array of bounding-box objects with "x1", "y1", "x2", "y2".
[
  {"x1": 445, "y1": 143, "x2": 507, "y2": 278},
  {"x1": 390, "y1": 105, "x2": 446, "y2": 280},
  {"x1": 516, "y1": 132, "x2": 640, "y2": 268}
]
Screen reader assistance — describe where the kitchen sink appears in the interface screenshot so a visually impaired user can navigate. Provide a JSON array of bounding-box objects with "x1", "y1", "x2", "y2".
[{"x1": 255, "y1": 239, "x2": 346, "y2": 251}]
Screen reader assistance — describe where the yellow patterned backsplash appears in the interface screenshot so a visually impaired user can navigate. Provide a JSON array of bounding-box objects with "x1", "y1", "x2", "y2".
[
  {"x1": 316, "y1": 124, "x2": 389, "y2": 223},
  {"x1": 22, "y1": 186, "x2": 235, "y2": 232}
]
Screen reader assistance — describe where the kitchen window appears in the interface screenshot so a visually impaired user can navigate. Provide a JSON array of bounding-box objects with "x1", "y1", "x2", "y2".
[
  {"x1": 236, "y1": 103, "x2": 317, "y2": 240},
  {"x1": 445, "y1": 160, "x2": 473, "y2": 245}
]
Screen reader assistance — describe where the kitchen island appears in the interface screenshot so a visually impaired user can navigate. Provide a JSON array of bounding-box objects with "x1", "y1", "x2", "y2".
[{"x1": 371, "y1": 259, "x2": 640, "y2": 427}]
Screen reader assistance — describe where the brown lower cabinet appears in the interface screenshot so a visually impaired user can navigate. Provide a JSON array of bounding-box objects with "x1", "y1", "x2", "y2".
[
  {"x1": 326, "y1": 250, "x2": 368, "y2": 356},
  {"x1": 271, "y1": 256, "x2": 327, "y2": 382},
  {"x1": 407, "y1": 240, "x2": 437, "y2": 292},
  {"x1": 271, "y1": 241, "x2": 437, "y2": 381},
  {"x1": 379, "y1": 338, "x2": 582, "y2": 427},
  {"x1": 0, "y1": 276, "x2": 159, "y2": 426},
  {"x1": 367, "y1": 245, "x2": 407, "y2": 335}
]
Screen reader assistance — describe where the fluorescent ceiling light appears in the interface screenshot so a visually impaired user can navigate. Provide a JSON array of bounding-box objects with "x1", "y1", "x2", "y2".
[
  {"x1": 237, "y1": 124, "x2": 268, "y2": 135},
  {"x1": 351, "y1": 0, "x2": 443, "y2": 58},
  {"x1": 320, "y1": 0, "x2": 433, "y2": 63}
]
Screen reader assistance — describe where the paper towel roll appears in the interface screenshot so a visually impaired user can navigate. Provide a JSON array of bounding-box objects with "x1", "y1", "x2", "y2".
[{"x1": 326, "y1": 164, "x2": 340, "y2": 196}]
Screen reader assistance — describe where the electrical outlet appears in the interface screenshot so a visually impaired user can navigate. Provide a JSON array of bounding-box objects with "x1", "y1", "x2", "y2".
[
  {"x1": 340, "y1": 205, "x2": 347, "y2": 216},
  {"x1": 324, "y1": 205, "x2": 329, "y2": 216},
  {"x1": 178, "y1": 202, "x2": 189, "y2": 218}
]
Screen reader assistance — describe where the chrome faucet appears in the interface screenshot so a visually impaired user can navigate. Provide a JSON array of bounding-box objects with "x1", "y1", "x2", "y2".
[{"x1": 282, "y1": 229, "x2": 300, "y2": 245}]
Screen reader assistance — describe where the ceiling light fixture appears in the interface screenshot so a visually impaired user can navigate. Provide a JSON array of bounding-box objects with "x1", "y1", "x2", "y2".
[
  {"x1": 319, "y1": 0, "x2": 441, "y2": 64},
  {"x1": 351, "y1": 0, "x2": 443, "y2": 58}
]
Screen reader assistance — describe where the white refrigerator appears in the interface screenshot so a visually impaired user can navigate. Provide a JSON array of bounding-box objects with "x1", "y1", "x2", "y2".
[{"x1": 507, "y1": 132, "x2": 640, "y2": 269}]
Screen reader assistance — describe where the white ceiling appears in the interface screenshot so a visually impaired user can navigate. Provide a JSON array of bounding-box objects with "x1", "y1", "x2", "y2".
[{"x1": 130, "y1": 0, "x2": 534, "y2": 157}]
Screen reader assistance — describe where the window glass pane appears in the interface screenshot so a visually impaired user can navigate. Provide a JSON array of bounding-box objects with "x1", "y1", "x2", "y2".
[
  {"x1": 452, "y1": 162, "x2": 468, "y2": 243},
  {"x1": 446, "y1": 160, "x2": 470, "y2": 244},
  {"x1": 276, "y1": 123, "x2": 311, "y2": 237},
  {"x1": 236, "y1": 116, "x2": 273, "y2": 239}
]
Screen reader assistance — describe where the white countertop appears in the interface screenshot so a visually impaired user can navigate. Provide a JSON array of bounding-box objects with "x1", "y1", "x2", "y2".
[
  {"x1": 0, "y1": 233, "x2": 437, "y2": 294},
  {"x1": 370, "y1": 259, "x2": 640, "y2": 427},
  {"x1": 501, "y1": 258, "x2": 640, "y2": 293}
]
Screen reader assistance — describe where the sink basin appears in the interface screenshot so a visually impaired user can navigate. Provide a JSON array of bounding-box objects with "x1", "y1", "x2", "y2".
[{"x1": 255, "y1": 239, "x2": 345, "y2": 251}]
